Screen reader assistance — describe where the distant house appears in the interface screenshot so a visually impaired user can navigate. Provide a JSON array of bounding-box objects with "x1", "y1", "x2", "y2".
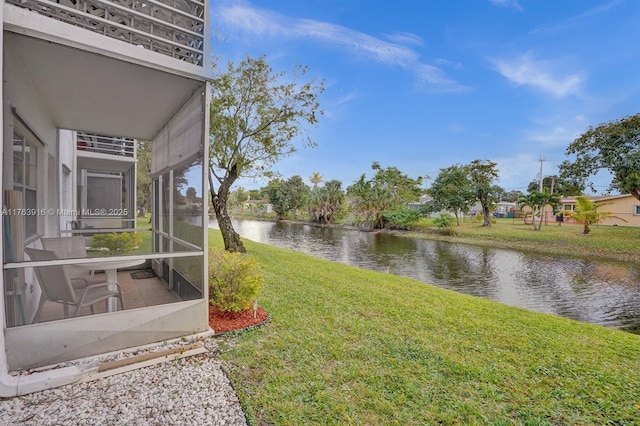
[
  {"x1": 524, "y1": 194, "x2": 640, "y2": 227},
  {"x1": 245, "y1": 199, "x2": 273, "y2": 214},
  {"x1": 560, "y1": 194, "x2": 640, "y2": 227},
  {"x1": 406, "y1": 195, "x2": 432, "y2": 211},
  {"x1": 494, "y1": 201, "x2": 518, "y2": 218},
  {"x1": 468, "y1": 201, "x2": 518, "y2": 218}
]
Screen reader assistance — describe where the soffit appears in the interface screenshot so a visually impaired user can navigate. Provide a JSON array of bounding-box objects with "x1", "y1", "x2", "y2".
[{"x1": 5, "y1": 32, "x2": 203, "y2": 140}]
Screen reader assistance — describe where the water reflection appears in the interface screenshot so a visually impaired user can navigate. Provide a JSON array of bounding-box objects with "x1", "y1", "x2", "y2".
[{"x1": 210, "y1": 218, "x2": 640, "y2": 333}]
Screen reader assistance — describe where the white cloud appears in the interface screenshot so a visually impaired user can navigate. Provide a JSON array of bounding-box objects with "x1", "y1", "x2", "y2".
[
  {"x1": 216, "y1": 3, "x2": 281, "y2": 36},
  {"x1": 335, "y1": 92, "x2": 360, "y2": 106},
  {"x1": 489, "y1": 0, "x2": 524, "y2": 12},
  {"x1": 532, "y1": 0, "x2": 621, "y2": 34},
  {"x1": 525, "y1": 126, "x2": 579, "y2": 149},
  {"x1": 215, "y1": 2, "x2": 468, "y2": 92},
  {"x1": 523, "y1": 113, "x2": 591, "y2": 149},
  {"x1": 416, "y1": 65, "x2": 471, "y2": 93},
  {"x1": 383, "y1": 32, "x2": 424, "y2": 47},
  {"x1": 435, "y1": 58, "x2": 463, "y2": 70},
  {"x1": 494, "y1": 153, "x2": 541, "y2": 190},
  {"x1": 322, "y1": 91, "x2": 360, "y2": 120},
  {"x1": 492, "y1": 52, "x2": 585, "y2": 98}
]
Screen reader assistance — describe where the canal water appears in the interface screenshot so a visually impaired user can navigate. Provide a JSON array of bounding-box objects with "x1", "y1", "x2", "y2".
[{"x1": 210, "y1": 218, "x2": 640, "y2": 334}]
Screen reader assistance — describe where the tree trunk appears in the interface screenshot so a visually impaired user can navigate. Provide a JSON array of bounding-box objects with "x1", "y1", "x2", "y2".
[
  {"x1": 210, "y1": 167, "x2": 246, "y2": 253},
  {"x1": 214, "y1": 199, "x2": 245, "y2": 252},
  {"x1": 583, "y1": 221, "x2": 591, "y2": 235},
  {"x1": 482, "y1": 207, "x2": 491, "y2": 227},
  {"x1": 137, "y1": 197, "x2": 150, "y2": 217}
]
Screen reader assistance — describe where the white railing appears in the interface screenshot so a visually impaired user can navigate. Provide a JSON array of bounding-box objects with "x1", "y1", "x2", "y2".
[
  {"x1": 77, "y1": 133, "x2": 135, "y2": 157},
  {"x1": 7, "y1": 0, "x2": 205, "y2": 66}
]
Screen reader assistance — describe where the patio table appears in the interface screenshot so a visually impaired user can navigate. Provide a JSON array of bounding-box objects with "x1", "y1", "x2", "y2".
[{"x1": 77, "y1": 259, "x2": 145, "y2": 312}]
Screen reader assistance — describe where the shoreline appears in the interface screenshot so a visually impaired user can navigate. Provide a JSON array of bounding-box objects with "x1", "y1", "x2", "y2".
[
  {"x1": 224, "y1": 214, "x2": 640, "y2": 264},
  {"x1": 398, "y1": 229, "x2": 640, "y2": 263}
]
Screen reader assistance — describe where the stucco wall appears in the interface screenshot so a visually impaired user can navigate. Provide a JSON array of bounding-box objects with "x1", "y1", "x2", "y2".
[{"x1": 599, "y1": 195, "x2": 640, "y2": 227}]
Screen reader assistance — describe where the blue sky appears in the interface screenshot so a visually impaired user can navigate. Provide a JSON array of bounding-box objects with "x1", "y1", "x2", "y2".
[{"x1": 211, "y1": 0, "x2": 640, "y2": 194}]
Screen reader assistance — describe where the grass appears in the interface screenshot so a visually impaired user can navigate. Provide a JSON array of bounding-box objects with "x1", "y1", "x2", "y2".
[
  {"x1": 209, "y1": 230, "x2": 640, "y2": 425},
  {"x1": 406, "y1": 218, "x2": 640, "y2": 263},
  {"x1": 135, "y1": 215, "x2": 202, "y2": 254}
]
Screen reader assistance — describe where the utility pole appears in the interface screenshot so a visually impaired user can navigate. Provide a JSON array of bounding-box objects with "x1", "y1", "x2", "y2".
[{"x1": 538, "y1": 156, "x2": 547, "y2": 192}]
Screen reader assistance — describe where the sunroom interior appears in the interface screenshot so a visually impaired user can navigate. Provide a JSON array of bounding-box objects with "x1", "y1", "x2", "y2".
[{"x1": 2, "y1": 31, "x2": 210, "y2": 371}]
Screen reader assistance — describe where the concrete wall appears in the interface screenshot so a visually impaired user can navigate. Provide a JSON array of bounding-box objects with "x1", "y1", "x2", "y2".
[{"x1": 5, "y1": 299, "x2": 209, "y2": 370}]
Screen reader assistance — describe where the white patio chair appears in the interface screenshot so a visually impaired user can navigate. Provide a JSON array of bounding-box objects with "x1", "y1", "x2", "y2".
[
  {"x1": 25, "y1": 248, "x2": 125, "y2": 320},
  {"x1": 41, "y1": 236, "x2": 102, "y2": 289}
]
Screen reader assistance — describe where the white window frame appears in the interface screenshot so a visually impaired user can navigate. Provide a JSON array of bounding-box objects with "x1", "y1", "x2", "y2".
[
  {"x1": 633, "y1": 205, "x2": 640, "y2": 216},
  {"x1": 12, "y1": 119, "x2": 44, "y2": 242}
]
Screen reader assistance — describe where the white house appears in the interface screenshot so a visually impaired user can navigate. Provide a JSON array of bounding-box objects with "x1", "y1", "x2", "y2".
[{"x1": 1, "y1": 0, "x2": 213, "y2": 395}]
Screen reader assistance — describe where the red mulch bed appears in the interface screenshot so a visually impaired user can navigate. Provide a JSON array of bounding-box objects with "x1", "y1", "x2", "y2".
[{"x1": 209, "y1": 304, "x2": 269, "y2": 335}]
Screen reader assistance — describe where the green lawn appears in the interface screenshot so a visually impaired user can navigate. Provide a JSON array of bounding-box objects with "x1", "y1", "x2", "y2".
[
  {"x1": 407, "y1": 218, "x2": 640, "y2": 263},
  {"x1": 209, "y1": 230, "x2": 640, "y2": 425}
]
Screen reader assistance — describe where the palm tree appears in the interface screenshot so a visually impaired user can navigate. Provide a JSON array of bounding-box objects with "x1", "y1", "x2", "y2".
[
  {"x1": 309, "y1": 172, "x2": 323, "y2": 188},
  {"x1": 346, "y1": 174, "x2": 370, "y2": 197},
  {"x1": 307, "y1": 188, "x2": 328, "y2": 223},
  {"x1": 517, "y1": 190, "x2": 561, "y2": 231},
  {"x1": 308, "y1": 180, "x2": 344, "y2": 225},
  {"x1": 325, "y1": 180, "x2": 344, "y2": 219},
  {"x1": 356, "y1": 186, "x2": 397, "y2": 229},
  {"x1": 558, "y1": 196, "x2": 625, "y2": 234}
]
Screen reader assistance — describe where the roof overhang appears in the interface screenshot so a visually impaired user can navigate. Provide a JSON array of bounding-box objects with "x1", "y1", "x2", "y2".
[{"x1": 4, "y1": 31, "x2": 204, "y2": 140}]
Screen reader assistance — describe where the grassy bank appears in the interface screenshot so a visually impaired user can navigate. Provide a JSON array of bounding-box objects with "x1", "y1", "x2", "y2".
[
  {"x1": 404, "y1": 218, "x2": 640, "y2": 263},
  {"x1": 209, "y1": 231, "x2": 640, "y2": 425}
]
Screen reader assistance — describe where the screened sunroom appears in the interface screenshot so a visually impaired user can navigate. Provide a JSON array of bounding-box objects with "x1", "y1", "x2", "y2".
[{"x1": 1, "y1": 0, "x2": 213, "y2": 394}]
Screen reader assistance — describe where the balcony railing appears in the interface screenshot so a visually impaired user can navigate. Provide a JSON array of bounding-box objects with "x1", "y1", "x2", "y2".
[
  {"x1": 77, "y1": 132, "x2": 135, "y2": 157},
  {"x1": 7, "y1": 0, "x2": 204, "y2": 66}
]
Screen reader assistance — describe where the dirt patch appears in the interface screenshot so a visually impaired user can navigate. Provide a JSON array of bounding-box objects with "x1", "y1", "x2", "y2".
[{"x1": 209, "y1": 304, "x2": 269, "y2": 335}]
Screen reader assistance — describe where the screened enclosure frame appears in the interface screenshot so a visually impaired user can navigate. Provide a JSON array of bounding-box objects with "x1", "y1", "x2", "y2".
[{"x1": 1, "y1": 83, "x2": 210, "y2": 371}]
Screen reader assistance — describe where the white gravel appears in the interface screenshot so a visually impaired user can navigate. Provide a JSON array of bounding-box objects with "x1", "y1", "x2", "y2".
[{"x1": 0, "y1": 338, "x2": 248, "y2": 426}]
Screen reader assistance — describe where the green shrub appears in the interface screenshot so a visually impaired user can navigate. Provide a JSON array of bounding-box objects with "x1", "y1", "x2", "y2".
[
  {"x1": 433, "y1": 213, "x2": 456, "y2": 228},
  {"x1": 382, "y1": 207, "x2": 422, "y2": 229},
  {"x1": 90, "y1": 232, "x2": 142, "y2": 255},
  {"x1": 209, "y1": 249, "x2": 263, "y2": 312}
]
